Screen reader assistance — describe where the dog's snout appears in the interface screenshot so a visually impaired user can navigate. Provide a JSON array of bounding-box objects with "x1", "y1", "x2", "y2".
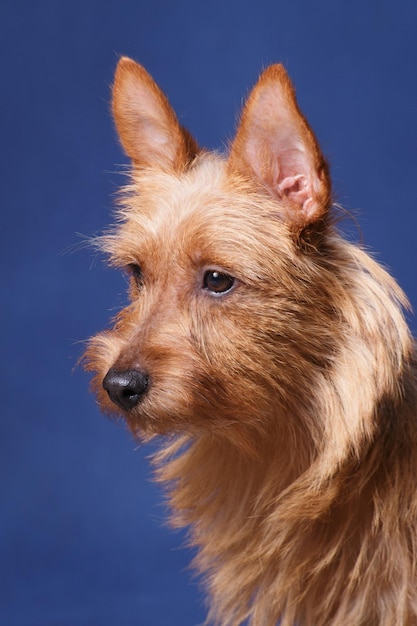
[{"x1": 103, "y1": 369, "x2": 149, "y2": 411}]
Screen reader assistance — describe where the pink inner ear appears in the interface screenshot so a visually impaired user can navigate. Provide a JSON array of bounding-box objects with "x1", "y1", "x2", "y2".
[
  {"x1": 245, "y1": 131, "x2": 317, "y2": 215},
  {"x1": 277, "y1": 174, "x2": 315, "y2": 217}
]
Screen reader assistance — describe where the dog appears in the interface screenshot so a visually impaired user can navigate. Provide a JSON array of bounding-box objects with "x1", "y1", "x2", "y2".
[{"x1": 85, "y1": 57, "x2": 417, "y2": 625}]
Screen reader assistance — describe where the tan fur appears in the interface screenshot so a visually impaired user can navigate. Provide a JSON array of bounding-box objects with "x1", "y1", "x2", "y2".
[{"x1": 84, "y1": 57, "x2": 417, "y2": 625}]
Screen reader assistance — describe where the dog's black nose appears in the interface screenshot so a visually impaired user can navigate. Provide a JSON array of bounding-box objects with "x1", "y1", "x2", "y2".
[{"x1": 103, "y1": 369, "x2": 149, "y2": 411}]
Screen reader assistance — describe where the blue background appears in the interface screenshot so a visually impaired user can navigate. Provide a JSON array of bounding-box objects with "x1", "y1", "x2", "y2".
[{"x1": 1, "y1": 1, "x2": 416, "y2": 625}]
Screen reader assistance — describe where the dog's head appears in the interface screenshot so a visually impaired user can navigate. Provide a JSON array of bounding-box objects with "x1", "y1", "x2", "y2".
[{"x1": 85, "y1": 58, "x2": 375, "y2": 460}]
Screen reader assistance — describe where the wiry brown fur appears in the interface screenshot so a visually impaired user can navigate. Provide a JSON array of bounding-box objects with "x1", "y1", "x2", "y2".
[{"x1": 84, "y1": 57, "x2": 417, "y2": 625}]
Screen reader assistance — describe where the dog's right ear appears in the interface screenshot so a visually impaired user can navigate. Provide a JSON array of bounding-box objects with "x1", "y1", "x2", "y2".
[
  {"x1": 112, "y1": 57, "x2": 198, "y2": 170},
  {"x1": 228, "y1": 65, "x2": 331, "y2": 231}
]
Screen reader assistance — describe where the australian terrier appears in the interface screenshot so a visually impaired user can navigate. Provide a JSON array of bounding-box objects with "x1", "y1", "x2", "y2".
[{"x1": 85, "y1": 57, "x2": 417, "y2": 625}]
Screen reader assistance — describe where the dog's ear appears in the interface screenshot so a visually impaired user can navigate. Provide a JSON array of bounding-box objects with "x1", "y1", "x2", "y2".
[
  {"x1": 112, "y1": 57, "x2": 198, "y2": 170},
  {"x1": 228, "y1": 65, "x2": 331, "y2": 229}
]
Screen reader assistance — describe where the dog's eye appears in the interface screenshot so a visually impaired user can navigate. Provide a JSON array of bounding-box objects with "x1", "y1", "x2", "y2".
[
  {"x1": 203, "y1": 270, "x2": 235, "y2": 294},
  {"x1": 127, "y1": 263, "x2": 143, "y2": 286}
]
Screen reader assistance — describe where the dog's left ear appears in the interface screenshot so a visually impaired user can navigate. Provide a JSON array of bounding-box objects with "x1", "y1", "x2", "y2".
[
  {"x1": 112, "y1": 57, "x2": 198, "y2": 171},
  {"x1": 228, "y1": 65, "x2": 331, "y2": 229}
]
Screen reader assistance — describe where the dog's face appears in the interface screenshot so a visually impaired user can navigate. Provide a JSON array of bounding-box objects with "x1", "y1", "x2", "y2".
[{"x1": 85, "y1": 58, "x2": 335, "y2": 448}]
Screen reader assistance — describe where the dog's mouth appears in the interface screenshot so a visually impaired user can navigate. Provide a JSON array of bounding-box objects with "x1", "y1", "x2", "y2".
[{"x1": 100, "y1": 365, "x2": 196, "y2": 435}]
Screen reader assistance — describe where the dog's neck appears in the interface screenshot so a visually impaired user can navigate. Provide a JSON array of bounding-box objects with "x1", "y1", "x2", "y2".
[{"x1": 153, "y1": 347, "x2": 417, "y2": 626}]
